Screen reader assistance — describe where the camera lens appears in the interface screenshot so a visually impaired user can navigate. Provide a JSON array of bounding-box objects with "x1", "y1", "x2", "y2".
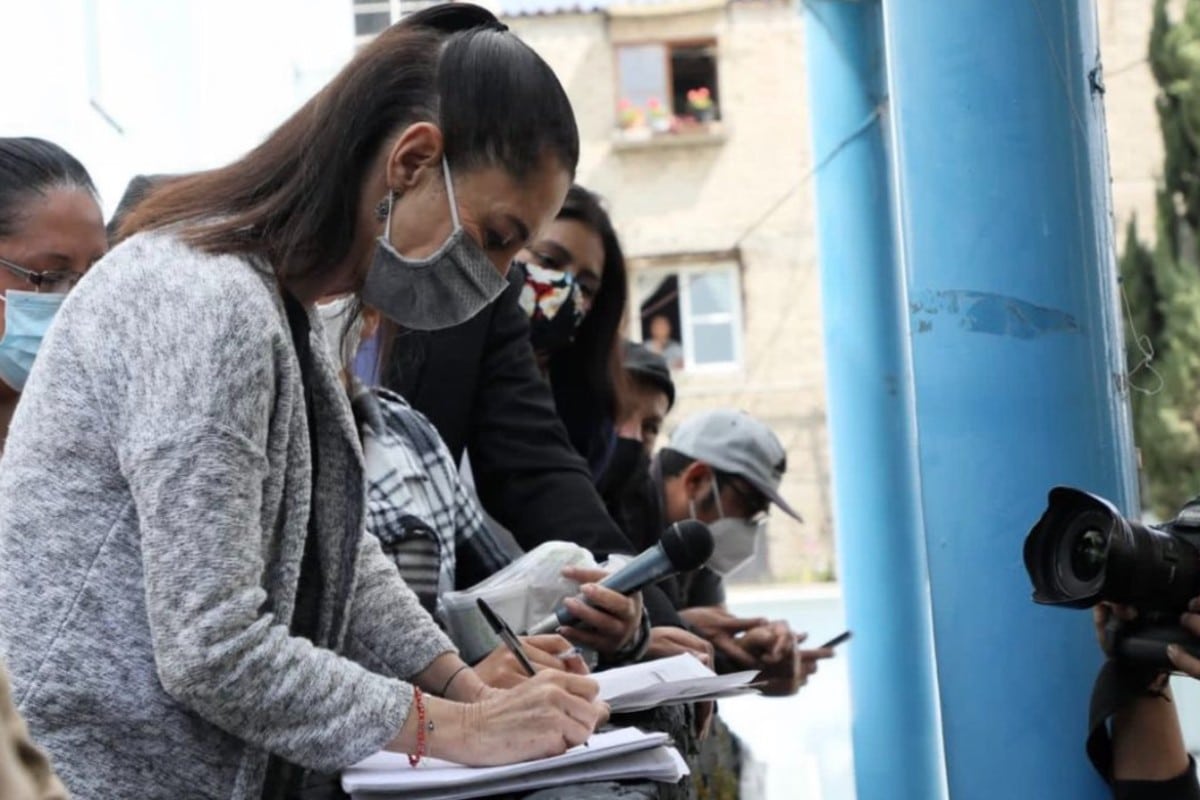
[
  {"x1": 1069, "y1": 528, "x2": 1108, "y2": 583},
  {"x1": 1028, "y1": 487, "x2": 1200, "y2": 612},
  {"x1": 1050, "y1": 510, "x2": 1114, "y2": 599}
]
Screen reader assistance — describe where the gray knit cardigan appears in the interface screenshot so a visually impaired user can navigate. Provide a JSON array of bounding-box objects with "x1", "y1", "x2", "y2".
[{"x1": 0, "y1": 231, "x2": 455, "y2": 799}]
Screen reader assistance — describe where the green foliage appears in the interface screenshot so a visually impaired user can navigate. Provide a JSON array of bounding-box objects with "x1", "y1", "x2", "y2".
[{"x1": 1122, "y1": 0, "x2": 1200, "y2": 515}]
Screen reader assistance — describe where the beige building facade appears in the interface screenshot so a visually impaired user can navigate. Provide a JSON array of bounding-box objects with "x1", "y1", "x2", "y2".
[{"x1": 505, "y1": 0, "x2": 827, "y2": 583}]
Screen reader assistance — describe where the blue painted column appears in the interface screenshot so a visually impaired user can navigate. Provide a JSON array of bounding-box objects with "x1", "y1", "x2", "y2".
[
  {"x1": 881, "y1": 1, "x2": 1137, "y2": 797},
  {"x1": 805, "y1": 3, "x2": 946, "y2": 798}
]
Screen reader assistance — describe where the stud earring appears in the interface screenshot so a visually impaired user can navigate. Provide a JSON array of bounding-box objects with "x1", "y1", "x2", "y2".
[{"x1": 376, "y1": 189, "x2": 402, "y2": 222}]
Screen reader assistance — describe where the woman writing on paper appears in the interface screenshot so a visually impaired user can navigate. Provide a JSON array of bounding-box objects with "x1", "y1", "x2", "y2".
[{"x1": 0, "y1": 7, "x2": 604, "y2": 799}]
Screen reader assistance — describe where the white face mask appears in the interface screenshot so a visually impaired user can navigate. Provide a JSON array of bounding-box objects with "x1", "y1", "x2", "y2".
[{"x1": 689, "y1": 474, "x2": 762, "y2": 576}]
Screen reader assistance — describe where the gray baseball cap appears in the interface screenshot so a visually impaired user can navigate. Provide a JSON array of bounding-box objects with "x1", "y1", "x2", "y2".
[{"x1": 668, "y1": 409, "x2": 803, "y2": 522}]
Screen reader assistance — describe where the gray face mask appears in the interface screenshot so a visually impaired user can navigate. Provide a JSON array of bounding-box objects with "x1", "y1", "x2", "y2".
[
  {"x1": 361, "y1": 157, "x2": 509, "y2": 331},
  {"x1": 690, "y1": 475, "x2": 762, "y2": 577}
]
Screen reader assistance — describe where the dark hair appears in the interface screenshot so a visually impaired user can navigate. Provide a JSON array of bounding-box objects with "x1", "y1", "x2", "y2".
[
  {"x1": 107, "y1": 174, "x2": 169, "y2": 242},
  {"x1": 622, "y1": 339, "x2": 675, "y2": 410},
  {"x1": 657, "y1": 447, "x2": 719, "y2": 514},
  {"x1": 116, "y1": 4, "x2": 578, "y2": 281},
  {"x1": 659, "y1": 447, "x2": 697, "y2": 479},
  {"x1": 0, "y1": 137, "x2": 98, "y2": 237},
  {"x1": 549, "y1": 185, "x2": 628, "y2": 439}
]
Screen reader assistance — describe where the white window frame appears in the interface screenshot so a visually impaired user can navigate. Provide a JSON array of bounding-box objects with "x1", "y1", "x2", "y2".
[
  {"x1": 633, "y1": 261, "x2": 744, "y2": 374},
  {"x1": 612, "y1": 37, "x2": 723, "y2": 135},
  {"x1": 353, "y1": 0, "x2": 402, "y2": 47}
]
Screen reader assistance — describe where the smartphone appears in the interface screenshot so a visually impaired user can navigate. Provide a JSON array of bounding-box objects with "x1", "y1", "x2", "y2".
[{"x1": 818, "y1": 630, "x2": 853, "y2": 649}]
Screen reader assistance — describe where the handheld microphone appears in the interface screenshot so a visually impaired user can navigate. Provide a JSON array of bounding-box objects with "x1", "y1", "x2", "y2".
[{"x1": 525, "y1": 520, "x2": 715, "y2": 635}]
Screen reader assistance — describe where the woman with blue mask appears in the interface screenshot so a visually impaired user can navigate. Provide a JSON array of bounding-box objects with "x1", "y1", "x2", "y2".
[
  {"x1": 0, "y1": 137, "x2": 106, "y2": 452},
  {"x1": 0, "y1": 7, "x2": 608, "y2": 800},
  {"x1": 0, "y1": 136, "x2": 104, "y2": 800}
]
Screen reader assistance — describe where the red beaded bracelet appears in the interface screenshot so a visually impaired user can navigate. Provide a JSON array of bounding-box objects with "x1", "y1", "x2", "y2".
[{"x1": 409, "y1": 687, "x2": 428, "y2": 768}]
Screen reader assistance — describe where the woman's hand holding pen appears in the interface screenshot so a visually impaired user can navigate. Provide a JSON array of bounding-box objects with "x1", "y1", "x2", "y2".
[
  {"x1": 474, "y1": 634, "x2": 589, "y2": 689},
  {"x1": 390, "y1": 670, "x2": 608, "y2": 766}
]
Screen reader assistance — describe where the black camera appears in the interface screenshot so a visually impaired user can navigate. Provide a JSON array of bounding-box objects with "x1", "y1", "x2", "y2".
[{"x1": 1023, "y1": 486, "x2": 1200, "y2": 667}]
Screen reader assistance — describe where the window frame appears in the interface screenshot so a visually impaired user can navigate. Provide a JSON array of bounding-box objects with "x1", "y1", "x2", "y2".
[
  {"x1": 612, "y1": 36, "x2": 722, "y2": 135},
  {"x1": 631, "y1": 256, "x2": 745, "y2": 374},
  {"x1": 352, "y1": 0, "x2": 402, "y2": 46}
]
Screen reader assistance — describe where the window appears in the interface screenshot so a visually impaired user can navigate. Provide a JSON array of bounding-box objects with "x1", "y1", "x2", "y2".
[
  {"x1": 615, "y1": 40, "x2": 720, "y2": 138},
  {"x1": 634, "y1": 262, "x2": 742, "y2": 371},
  {"x1": 352, "y1": 0, "x2": 442, "y2": 46},
  {"x1": 353, "y1": 0, "x2": 397, "y2": 44}
]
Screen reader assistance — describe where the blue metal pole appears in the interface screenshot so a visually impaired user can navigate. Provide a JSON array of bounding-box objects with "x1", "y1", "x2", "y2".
[
  {"x1": 804, "y1": 3, "x2": 946, "y2": 799},
  {"x1": 881, "y1": 1, "x2": 1137, "y2": 797}
]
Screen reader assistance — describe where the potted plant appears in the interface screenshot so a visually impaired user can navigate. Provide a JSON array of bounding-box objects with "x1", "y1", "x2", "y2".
[
  {"x1": 686, "y1": 87, "x2": 716, "y2": 123},
  {"x1": 617, "y1": 98, "x2": 646, "y2": 132},
  {"x1": 646, "y1": 97, "x2": 671, "y2": 133}
]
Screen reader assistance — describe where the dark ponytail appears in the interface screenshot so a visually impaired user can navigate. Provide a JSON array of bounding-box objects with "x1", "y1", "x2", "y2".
[{"x1": 0, "y1": 137, "x2": 98, "y2": 236}]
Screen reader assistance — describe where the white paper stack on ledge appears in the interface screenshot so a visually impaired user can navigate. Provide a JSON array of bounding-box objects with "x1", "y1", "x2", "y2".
[
  {"x1": 594, "y1": 653, "x2": 762, "y2": 713},
  {"x1": 341, "y1": 727, "x2": 687, "y2": 800}
]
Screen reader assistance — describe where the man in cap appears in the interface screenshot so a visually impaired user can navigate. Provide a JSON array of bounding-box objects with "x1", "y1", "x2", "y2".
[
  {"x1": 595, "y1": 343, "x2": 716, "y2": 668},
  {"x1": 598, "y1": 342, "x2": 675, "y2": 550},
  {"x1": 654, "y1": 408, "x2": 833, "y2": 696},
  {"x1": 617, "y1": 339, "x2": 675, "y2": 455}
]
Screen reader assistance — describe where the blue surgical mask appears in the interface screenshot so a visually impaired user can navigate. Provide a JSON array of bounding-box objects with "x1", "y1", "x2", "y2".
[
  {"x1": 361, "y1": 157, "x2": 509, "y2": 331},
  {"x1": 0, "y1": 290, "x2": 65, "y2": 391}
]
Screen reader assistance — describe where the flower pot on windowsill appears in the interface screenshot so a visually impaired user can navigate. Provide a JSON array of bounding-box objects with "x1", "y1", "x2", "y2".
[
  {"x1": 685, "y1": 88, "x2": 716, "y2": 125},
  {"x1": 649, "y1": 115, "x2": 672, "y2": 134}
]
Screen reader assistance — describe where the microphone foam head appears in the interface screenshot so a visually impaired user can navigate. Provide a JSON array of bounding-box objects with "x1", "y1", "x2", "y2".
[{"x1": 661, "y1": 520, "x2": 715, "y2": 572}]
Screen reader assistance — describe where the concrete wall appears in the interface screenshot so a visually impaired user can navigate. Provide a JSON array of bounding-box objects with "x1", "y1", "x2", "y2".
[{"x1": 1097, "y1": 0, "x2": 1162, "y2": 243}]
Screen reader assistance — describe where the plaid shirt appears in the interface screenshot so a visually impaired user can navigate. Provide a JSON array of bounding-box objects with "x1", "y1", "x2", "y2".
[{"x1": 355, "y1": 387, "x2": 513, "y2": 613}]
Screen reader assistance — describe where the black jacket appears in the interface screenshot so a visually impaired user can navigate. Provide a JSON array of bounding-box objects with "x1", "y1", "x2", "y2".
[{"x1": 383, "y1": 273, "x2": 682, "y2": 627}]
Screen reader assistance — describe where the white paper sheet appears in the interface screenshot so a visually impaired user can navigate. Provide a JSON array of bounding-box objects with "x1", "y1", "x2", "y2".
[
  {"x1": 593, "y1": 653, "x2": 762, "y2": 712},
  {"x1": 353, "y1": 746, "x2": 689, "y2": 800},
  {"x1": 342, "y1": 727, "x2": 676, "y2": 798}
]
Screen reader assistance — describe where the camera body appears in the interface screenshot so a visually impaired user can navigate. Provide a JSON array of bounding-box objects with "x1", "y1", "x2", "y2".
[{"x1": 1024, "y1": 487, "x2": 1200, "y2": 668}]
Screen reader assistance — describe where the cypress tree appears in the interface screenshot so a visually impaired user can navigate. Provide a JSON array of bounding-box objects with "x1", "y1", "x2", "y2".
[{"x1": 1121, "y1": 0, "x2": 1200, "y2": 515}]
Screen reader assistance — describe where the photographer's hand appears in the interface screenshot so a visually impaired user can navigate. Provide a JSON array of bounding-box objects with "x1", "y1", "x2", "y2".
[
  {"x1": 1092, "y1": 603, "x2": 1137, "y2": 657},
  {"x1": 1171, "y1": 597, "x2": 1200, "y2": 677},
  {"x1": 1094, "y1": 603, "x2": 1192, "y2": 785}
]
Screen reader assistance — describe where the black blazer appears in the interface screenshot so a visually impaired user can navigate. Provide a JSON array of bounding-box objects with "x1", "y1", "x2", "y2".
[{"x1": 383, "y1": 274, "x2": 681, "y2": 627}]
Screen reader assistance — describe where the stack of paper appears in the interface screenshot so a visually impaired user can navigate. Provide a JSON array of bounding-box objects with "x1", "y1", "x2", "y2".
[
  {"x1": 594, "y1": 654, "x2": 762, "y2": 713},
  {"x1": 341, "y1": 727, "x2": 688, "y2": 800}
]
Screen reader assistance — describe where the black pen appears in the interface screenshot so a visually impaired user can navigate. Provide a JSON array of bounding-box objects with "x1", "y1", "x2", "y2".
[{"x1": 477, "y1": 598, "x2": 537, "y2": 677}]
